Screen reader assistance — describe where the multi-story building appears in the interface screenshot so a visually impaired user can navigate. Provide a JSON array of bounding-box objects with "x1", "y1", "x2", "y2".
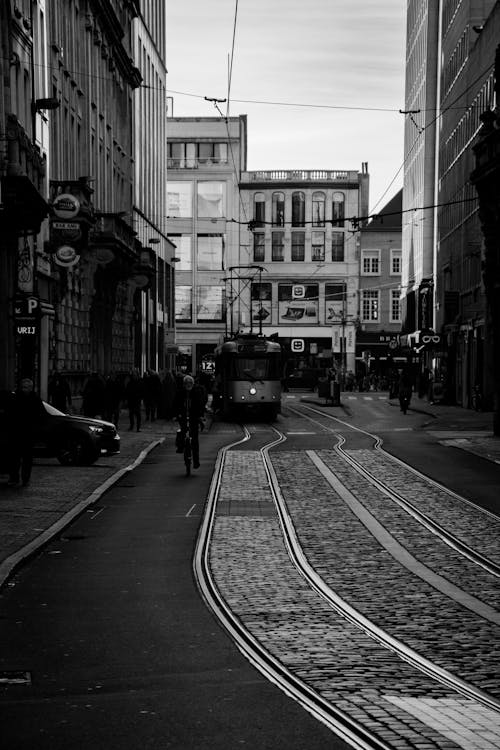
[
  {"x1": 401, "y1": 1, "x2": 440, "y2": 341},
  {"x1": 166, "y1": 115, "x2": 248, "y2": 373},
  {"x1": 436, "y1": 0, "x2": 497, "y2": 407},
  {"x1": 358, "y1": 190, "x2": 403, "y2": 378},
  {"x1": 132, "y1": 3, "x2": 175, "y2": 373},
  {"x1": 0, "y1": 0, "x2": 50, "y2": 391},
  {"x1": 239, "y1": 165, "x2": 369, "y2": 377},
  {"x1": 403, "y1": 0, "x2": 498, "y2": 409}
]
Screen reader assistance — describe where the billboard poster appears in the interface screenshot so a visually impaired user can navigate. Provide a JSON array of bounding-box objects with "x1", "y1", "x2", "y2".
[{"x1": 278, "y1": 283, "x2": 318, "y2": 324}]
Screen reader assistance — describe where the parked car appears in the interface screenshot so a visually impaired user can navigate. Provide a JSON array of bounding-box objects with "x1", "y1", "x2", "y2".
[{"x1": 0, "y1": 394, "x2": 120, "y2": 467}]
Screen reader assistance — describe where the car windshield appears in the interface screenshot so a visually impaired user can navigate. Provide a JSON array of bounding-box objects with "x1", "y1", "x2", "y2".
[{"x1": 43, "y1": 401, "x2": 65, "y2": 416}]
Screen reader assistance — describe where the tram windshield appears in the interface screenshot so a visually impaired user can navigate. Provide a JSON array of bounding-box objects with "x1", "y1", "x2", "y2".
[{"x1": 228, "y1": 356, "x2": 281, "y2": 381}]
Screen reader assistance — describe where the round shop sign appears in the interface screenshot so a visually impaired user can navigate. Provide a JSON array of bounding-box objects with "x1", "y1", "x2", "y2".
[
  {"x1": 52, "y1": 193, "x2": 81, "y2": 219},
  {"x1": 54, "y1": 245, "x2": 80, "y2": 268}
]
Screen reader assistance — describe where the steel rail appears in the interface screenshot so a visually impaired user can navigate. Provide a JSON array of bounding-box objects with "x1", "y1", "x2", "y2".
[
  {"x1": 193, "y1": 425, "x2": 395, "y2": 750},
  {"x1": 260, "y1": 420, "x2": 500, "y2": 715},
  {"x1": 288, "y1": 402, "x2": 500, "y2": 577}
]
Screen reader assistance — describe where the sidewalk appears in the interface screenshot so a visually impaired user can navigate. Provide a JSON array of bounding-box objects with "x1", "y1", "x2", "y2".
[
  {"x1": 0, "y1": 417, "x2": 179, "y2": 587},
  {"x1": 302, "y1": 389, "x2": 500, "y2": 464}
]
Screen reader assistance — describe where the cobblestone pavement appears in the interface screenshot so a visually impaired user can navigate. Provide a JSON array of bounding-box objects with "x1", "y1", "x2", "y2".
[
  {"x1": 209, "y1": 424, "x2": 500, "y2": 749},
  {"x1": 1, "y1": 395, "x2": 499, "y2": 749}
]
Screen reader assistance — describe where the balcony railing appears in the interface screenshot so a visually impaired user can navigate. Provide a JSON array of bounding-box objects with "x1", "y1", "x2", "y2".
[
  {"x1": 242, "y1": 170, "x2": 358, "y2": 182},
  {"x1": 167, "y1": 157, "x2": 229, "y2": 169}
]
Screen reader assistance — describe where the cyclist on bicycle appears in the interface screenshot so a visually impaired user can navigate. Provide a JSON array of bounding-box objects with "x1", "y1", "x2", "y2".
[{"x1": 174, "y1": 374, "x2": 206, "y2": 469}]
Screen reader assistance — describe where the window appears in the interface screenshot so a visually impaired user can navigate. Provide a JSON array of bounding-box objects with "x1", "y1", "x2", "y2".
[
  {"x1": 312, "y1": 191, "x2": 325, "y2": 226},
  {"x1": 272, "y1": 191, "x2": 285, "y2": 226},
  {"x1": 197, "y1": 234, "x2": 224, "y2": 270},
  {"x1": 390, "y1": 289, "x2": 401, "y2": 322},
  {"x1": 332, "y1": 192, "x2": 345, "y2": 227},
  {"x1": 253, "y1": 233, "x2": 265, "y2": 262},
  {"x1": 251, "y1": 282, "x2": 272, "y2": 325},
  {"x1": 197, "y1": 285, "x2": 224, "y2": 321},
  {"x1": 331, "y1": 232, "x2": 345, "y2": 262},
  {"x1": 362, "y1": 290, "x2": 379, "y2": 321},
  {"x1": 292, "y1": 191, "x2": 305, "y2": 226},
  {"x1": 311, "y1": 231, "x2": 325, "y2": 262},
  {"x1": 362, "y1": 250, "x2": 380, "y2": 275},
  {"x1": 197, "y1": 181, "x2": 226, "y2": 218},
  {"x1": 391, "y1": 249, "x2": 402, "y2": 275},
  {"x1": 175, "y1": 285, "x2": 192, "y2": 322},
  {"x1": 272, "y1": 231, "x2": 284, "y2": 261},
  {"x1": 325, "y1": 283, "x2": 346, "y2": 321},
  {"x1": 167, "y1": 141, "x2": 228, "y2": 167},
  {"x1": 254, "y1": 192, "x2": 265, "y2": 227},
  {"x1": 167, "y1": 182, "x2": 192, "y2": 217},
  {"x1": 278, "y1": 283, "x2": 319, "y2": 323},
  {"x1": 167, "y1": 234, "x2": 192, "y2": 270},
  {"x1": 291, "y1": 231, "x2": 305, "y2": 261}
]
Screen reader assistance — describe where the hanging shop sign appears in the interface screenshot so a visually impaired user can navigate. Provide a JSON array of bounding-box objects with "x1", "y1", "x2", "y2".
[
  {"x1": 54, "y1": 245, "x2": 80, "y2": 268},
  {"x1": 51, "y1": 221, "x2": 82, "y2": 242},
  {"x1": 52, "y1": 192, "x2": 81, "y2": 220}
]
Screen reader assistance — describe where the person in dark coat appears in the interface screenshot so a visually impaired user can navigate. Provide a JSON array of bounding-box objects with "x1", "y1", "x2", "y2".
[
  {"x1": 5, "y1": 378, "x2": 47, "y2": 487},
  {"x1": 173, "y1": 374, "x2": 206, "y2": 469},
  {"x1": 82, "y1": 372, "x2": 105, "y2": 418},
  {"x1": 124, "y1": 369, "x2": 143, "y2": 431},
  {"x1": 48, "y1": 373, "x2": 72, "y2": 413},
  {"x1": 103, "y1": 373, "x2": 123, "y2": 428},
  {"x1": 398, "y1": 369, "x2": 412, "y2": 414},
  {"x1": 143, "y1": 370, "x2": 162, "y2": 421}
]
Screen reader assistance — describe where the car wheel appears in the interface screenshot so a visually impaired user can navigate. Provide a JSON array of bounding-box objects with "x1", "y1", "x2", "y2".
[{"x1": 56, "y1": 435, "x2": 99, "y2": 466}]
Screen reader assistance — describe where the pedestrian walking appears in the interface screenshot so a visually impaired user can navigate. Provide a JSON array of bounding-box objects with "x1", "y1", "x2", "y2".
[
  {"x1": 82, "y1": 371, "x2": 105, "y2": 418},
  {"x1": 48, "y1": 372, "x2": 72, "y2": 413},
  {"x1": 143, "y1": 370, "x2": 162, "y2": 421},
  {"x1": 173, "y1": 374, "x2": 205, "y2": 469},
  {"x1": 5, "y1": 378, "x2": 47, "y2": 487},
  {"x1": 398, "y1": 369, "x2": 412, "y2": 414},
  {"x1": 103, "y1": 373, "x2": 123, "y2": 428},
  {"x1": 124, "y1": 369, "x2": 143, "y2": 431}
]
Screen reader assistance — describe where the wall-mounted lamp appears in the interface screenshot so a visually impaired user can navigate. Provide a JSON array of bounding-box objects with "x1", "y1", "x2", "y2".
[
  {"x1": 148, "y1": 238, "x2": 160, "y2": 244},
  {"x1": 170, "y1": 257, "x2": 180, "y2": 263}
]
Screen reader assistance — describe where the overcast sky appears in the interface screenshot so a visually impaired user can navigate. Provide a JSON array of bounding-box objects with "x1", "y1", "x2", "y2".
[{"x1": 166, "y1": 1, "x2": 407, "y2": 214}]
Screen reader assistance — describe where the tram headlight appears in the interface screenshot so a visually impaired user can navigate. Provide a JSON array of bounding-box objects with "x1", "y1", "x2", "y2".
[{"x1": 249, "y1": 386, "x2": 257, "y2": 395}]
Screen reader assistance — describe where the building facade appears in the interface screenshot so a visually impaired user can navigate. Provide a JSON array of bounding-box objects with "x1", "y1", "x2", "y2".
[
  {"x1": 132, "y1": 3, "x2": 174, "y2": 374},
  {"x1": 358, "y1": 190, "x2": 403, "y2": 380},
  {"x1": 1, "y1": 0, "x2": 174, "y2": 399},
  {"x1": 0, "y1": 0, "x2": 50, "y2": 391},
  {"x1": 166, "y1": 115, "x2": 248, "y2": 374},
  {"x1": 436, "y1": 0, "x2": 497, "y2": 408},
  {"x1": 403, "y1": 0, "x2": 498, "y2": 409},
  {"x1": 239, "y1": 165, "x2": 370, "y2": 378}
]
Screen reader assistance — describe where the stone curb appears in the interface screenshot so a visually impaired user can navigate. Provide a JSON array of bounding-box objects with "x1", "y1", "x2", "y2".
[{"x1": 0, "y1": 437, "x2": 164, "y2": 589}]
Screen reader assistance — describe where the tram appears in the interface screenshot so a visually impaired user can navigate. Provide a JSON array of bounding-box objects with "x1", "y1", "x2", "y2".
[{"x1": 213, "y1": 334, "x2": 282, "y2": 420}]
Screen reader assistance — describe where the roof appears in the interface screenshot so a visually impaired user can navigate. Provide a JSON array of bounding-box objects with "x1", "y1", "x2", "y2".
[{"x1": 366, "y1": 189, "x2": 402, "y2": 230}]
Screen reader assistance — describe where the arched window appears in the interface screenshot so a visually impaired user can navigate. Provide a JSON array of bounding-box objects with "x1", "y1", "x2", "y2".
[
  {"x1": 332, "y1": 192, "x2": 345, "y2": 227},
  {"x1": 272, "y1": 192, "x2": 285, "y2": 226},
  {"x1": 292, "y1": 191, "x2": 305, "y2": 227},
  {"x1": 254, "y1": 193, "x2": 265, "y2": 227},
  {"x1": 312, "y1": 191, "x2": 325, "y2": 226}
]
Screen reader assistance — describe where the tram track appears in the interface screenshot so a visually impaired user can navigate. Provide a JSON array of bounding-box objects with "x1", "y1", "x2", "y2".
[
  {"x1": 194, "y1": 419, "x2": 500, "y2": 748},
  {"x1": 288, "y1": 402, "x2": 500, "y2": 578}
]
